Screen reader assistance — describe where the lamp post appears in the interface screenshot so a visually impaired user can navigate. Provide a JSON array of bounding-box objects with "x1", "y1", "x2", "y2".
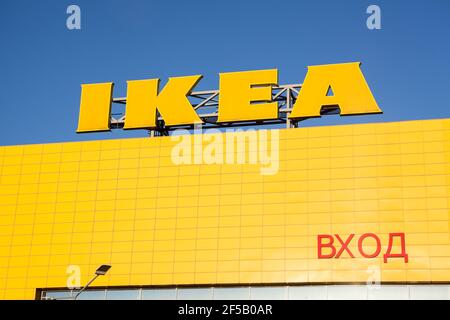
[{"x1": 73, "y1": 265, "x2": 111, "y2": 300}]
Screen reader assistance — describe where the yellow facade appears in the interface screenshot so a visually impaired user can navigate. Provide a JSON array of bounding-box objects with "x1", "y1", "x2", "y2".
[{"x1": 1, "y1": 118, "x2": 450, "y2": 299}]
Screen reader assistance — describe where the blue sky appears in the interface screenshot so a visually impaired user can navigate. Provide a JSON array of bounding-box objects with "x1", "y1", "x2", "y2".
[{"x1": 0, "y1": 0, "x2": 449, "y2": 145}]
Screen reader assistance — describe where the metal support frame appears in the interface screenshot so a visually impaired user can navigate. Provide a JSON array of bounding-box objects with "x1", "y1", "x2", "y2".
[{"x1": 110, "y1": 84, "x2": 302, "y2": 135}]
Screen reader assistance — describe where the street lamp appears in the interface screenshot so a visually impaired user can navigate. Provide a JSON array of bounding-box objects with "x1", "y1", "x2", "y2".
[{"x1": 73, "y1": 265, "x2": 111, "y2": 300}]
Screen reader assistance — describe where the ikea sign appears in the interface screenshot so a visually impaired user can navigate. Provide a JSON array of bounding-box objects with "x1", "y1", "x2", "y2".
[{"x1": 76, "y1": 62, "x2": 381, "y2": 133}]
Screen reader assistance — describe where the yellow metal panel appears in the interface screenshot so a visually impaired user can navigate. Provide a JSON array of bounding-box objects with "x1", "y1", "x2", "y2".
[{"x1": 2, "y1": 118, "x2": 450, "y2": 299}]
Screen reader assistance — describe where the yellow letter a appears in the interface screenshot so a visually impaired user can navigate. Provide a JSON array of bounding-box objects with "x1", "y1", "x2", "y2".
[{"x1": 289, "y1": 62, "x2": 381, "y2": 119}]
